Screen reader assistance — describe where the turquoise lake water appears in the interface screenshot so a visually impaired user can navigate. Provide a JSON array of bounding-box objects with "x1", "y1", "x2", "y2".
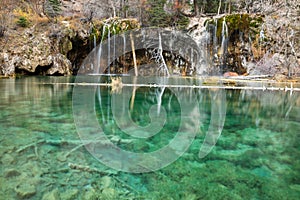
[{"x1": 0, "y1": 76, "x2": 300, "y2": 199}]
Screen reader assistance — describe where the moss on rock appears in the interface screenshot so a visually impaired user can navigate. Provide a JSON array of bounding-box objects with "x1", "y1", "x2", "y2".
[{"x1": 205, "y1": 14, "x2": 264, "y2": 40}]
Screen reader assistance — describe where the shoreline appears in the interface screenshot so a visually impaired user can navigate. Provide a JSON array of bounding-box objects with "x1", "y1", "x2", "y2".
[{"x1": 2, "y1": 74, "x2": 298, "y2": 91}]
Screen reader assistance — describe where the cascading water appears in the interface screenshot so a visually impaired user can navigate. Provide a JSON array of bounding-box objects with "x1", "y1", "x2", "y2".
[
  {"x1": 93, "y1": 34, "x2": 97, "y2": 49},
  {"x1": 92, "y1": 34, "x2": 97, "y2": 71},
  {"x1": 220, "y1": 17, "x2": 228, "y2": 68},
  {"x1": 107, "y1": 28, "x2": 111, "y2": 74},
  {"x1": 113, "y1": 25, "x2": 116, "y2": 70},
  {"x1": 190, "y1": 48, "x2": 194, "y2": 72},
  {"x1": 213, "y1": 18, "x2": 218, "y2": 64},
  {"x1": 158, "y1": 32, "x2": 170, "y2": 77},
  {"x1": 187, "y1": 18, "x2": 213, "y2": 75},
  {"x1": 123, "y1": 33, "x2": 126, "y2": 57},
  {"x1": 96, "y1": 24, "x2": 108, "y2": 74},
  {"x1": 259, "y1": 23, "x2": 265, "y2": 42}
]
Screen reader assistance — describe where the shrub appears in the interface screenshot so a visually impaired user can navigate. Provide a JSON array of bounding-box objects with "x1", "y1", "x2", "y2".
[
  {"x1": 144, "y1": 0, "x2": 189, "y2": 29},
  {"x1": 44, "y1": 0, "x2": 62, "y2": 18},
  {"x1": 17, "y1": 16, "x2": 30, "y2": 27}
]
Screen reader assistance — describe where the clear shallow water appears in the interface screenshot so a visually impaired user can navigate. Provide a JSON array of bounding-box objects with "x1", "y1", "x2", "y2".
[{"x1": 0, "y1": 76, "x2": 300, "y2": 199}]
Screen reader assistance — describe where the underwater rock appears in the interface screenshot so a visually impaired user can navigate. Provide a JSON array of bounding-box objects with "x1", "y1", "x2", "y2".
[
  {"x1": 42, "y1": 189, "x2": 61, "y2": 200},
  {"x1": 1, "y1": 153, "x2": 15, "y2": 165},
  {"x1": 56, "y1": 152, "x2": 67, "y2": 162},
  {"x1": 289, "y1": 184, "x2": 300, "y2": 192},
  {"x1": 101, "y1": 176, "x2": 113, "y2": 188},
  {"x1": 60, "y1": 189, "x2": 79, "y2": 200},
  {"x1": 14, "y1": 183, "x2": 36, "y2": 199},
  {"x1": 83, "y1": 188, "x2": 97, "y2": 199},
  {"x1": 4, "y1": 169, "x2": 21, "y2": 178},
  {"x1": 101, "y1": 188, "x2": 118, "y2": 199},
  {"x1": 251, "y1": 166, "x2": 272, "y2": 178}
]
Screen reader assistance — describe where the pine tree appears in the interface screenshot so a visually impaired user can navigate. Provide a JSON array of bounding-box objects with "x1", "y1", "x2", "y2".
[
  {"x1": 44, "y1": 0, "x2": 61, "y2": 18},
  {"x1": 147, "y1": 0, "x2": 171, "y2": 27},
  {"x1": 144, "y1": 0, "x2": 189, "y2": 29}
]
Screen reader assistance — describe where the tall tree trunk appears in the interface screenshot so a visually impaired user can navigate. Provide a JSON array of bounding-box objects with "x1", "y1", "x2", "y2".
[{"x1": 123, "y1": 0, "x2": 127, "y2": 18}]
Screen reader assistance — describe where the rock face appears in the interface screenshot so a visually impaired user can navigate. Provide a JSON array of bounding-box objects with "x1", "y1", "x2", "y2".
[
  {"x1": 0, "y1": 30, "x2": 72, "y2": 76},
  {"x1": 188, "y1": 11, "x2": 300, "y2": 76},
  {"x1": 0, "y1": 25, "x2": 71, "y2": 76},
  {"x1": 0, "y1": 18, "x2": 139, "y2": 76},
  {"x1": 0, "y1": 0, "x2": 298, "y2": 77},
  {"x1": 188, "y1": 14, "x2": 265, "y2": 75}
]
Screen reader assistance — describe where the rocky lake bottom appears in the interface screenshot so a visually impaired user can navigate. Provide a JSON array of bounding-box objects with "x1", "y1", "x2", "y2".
[{"x1": 0, "y1": 76, "x2": 300, "y2": 199}]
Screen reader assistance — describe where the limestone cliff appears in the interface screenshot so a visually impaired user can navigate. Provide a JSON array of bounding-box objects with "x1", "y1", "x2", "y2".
[{"x1": 0, "y1": 17, "x2": 139, "y2": 76}]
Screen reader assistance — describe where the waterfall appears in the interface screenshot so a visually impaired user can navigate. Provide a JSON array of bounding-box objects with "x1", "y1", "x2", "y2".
[
  {"x1": 93, "y1": 34, "x2": 97, "y2": 49},
  {"x1": 113, "y1": 26, "x2": 116, "y2": 71},
  {"x1": 190, "y1": 48, "x2": 194, "y2": 73},
  {"x1": 96, "y1": 44, "x2": 102, "y2": 74},
  {"x1": 91, "y1": 34, "x2": 97, "y2": 71},
  {"x1": 91, "y1": 63, "x2": 94, "y2": 71},
  {"x1": 220, "y1": 17, "x2": 228, "y2": 68},
  {"x1": 187, "y1": 18, "x2": 211, "y2": 75},
  {"x1": 107, "y1": 28, "x2": 111, "y2": 74},
  {"x1": 213, "y1": 18, "x2": 218, "y2": 64},
  {"x1": 123, "y1": 33, "x2": 126, "y2": 56},
  {"x1": 95, "y1": 25, "x2": 108, "y2": 74},
  {"x1": 259, "y1": 24, "x2": 265, "y2": 42},
  {"x1": 158, "y1": 32, "x2": 170, "y2": 77}
]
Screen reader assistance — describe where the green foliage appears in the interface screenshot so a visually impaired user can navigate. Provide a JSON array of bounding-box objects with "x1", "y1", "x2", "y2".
[
  {"x1": 16, "y1": 16, "x2": 30, "y2": 27},
  {"x1": 91, "y1": 18, "x2": 140, "y2": 43},
  {"x1": 44, "y1": 0, "x2": 62, "y2": 18},
  {"x1": 205, "y1": 14, "x2": 264, "y2": 39},
  {"x1": 145, "y1": 0, "x2": 189, "y2": 29},
  {"x1": 174, "y1": 14, "x2": 189, "y2": 29},
  {"x1": 49, "y1": 0, "x2": 61, "y2": 12},
  {"x1": 146, "y1": 0, "x2": 171, "y2": 27},
  {"x1": 196, "y1": 0, "x2": 221, "y2": 13},
  {"x1": 196, "y1": 0, "x2": 238, "y2": 14}
]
